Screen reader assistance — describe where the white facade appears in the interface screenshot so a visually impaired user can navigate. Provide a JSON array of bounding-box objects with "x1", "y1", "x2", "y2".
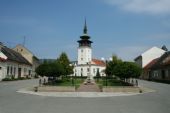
[
  {"x1": 74, "y1": 64, "x2": 105, "y2": 77},
  {"x1": 0, "y1": 61, "x2": 32, "y2": 81},
  {"x1": 78, "y1": 47, "x2": 92, "y2": 65},
  {"x1": 135, "y1": 46, "x2": 166, "y2": 68},
  {"x1": 0, "y1": 44, "x2": 33, "y2": 81}
]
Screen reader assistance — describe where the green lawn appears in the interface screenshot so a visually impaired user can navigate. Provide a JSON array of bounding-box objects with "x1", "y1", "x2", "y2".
[
  {"x1": 46, "y1": 77, "x2": 85, "y2": 87},
  {"x1": 95, "y1": 78, "x2": 132, "y2": 86}
]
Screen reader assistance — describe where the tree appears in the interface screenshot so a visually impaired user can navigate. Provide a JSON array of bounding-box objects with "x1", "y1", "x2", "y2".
[
  {"x1": 35, "y1": 62, "x2": 65, "y2": 82},
  {"x1": 105, "y1": 55, "x2": 141, "y2": 82},
  {"x1": 105, "y1": 55, "x2": 122, "y2": 76},
  {"x1": 112, "y1": 62, "x2": 142, "y2": 81},
  {"x1": 35, "y1": 63, "x2": 49, "y2": 77},
  {"x1": 96, "y1": 69, "x2": 100, "y2": 82},
  {"x1": 57, "y1": 52, "x2": 73, "y2": 78}
]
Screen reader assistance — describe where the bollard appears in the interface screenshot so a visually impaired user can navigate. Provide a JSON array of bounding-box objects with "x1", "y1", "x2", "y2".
[{"x1": 34, "y1": 86, "x2": 38, "y2": 92}]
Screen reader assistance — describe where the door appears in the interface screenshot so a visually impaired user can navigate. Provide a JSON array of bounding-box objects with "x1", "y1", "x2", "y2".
[
  {"x1": 161, "y1": 70, "x2": 165, "y2": 79},
  {"x1": 18, "y1": 68, "x2": 21, "y2": 78}
]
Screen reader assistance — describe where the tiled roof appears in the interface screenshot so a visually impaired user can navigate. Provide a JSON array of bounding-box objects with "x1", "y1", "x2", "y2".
[
  {"x1": 1, "y1": 46, "x2": 32, "y2": 65},
  {"x1": 0, "y1": 57, "x2": 6, "y2": 61},
  {"x1": 92, "y1": 59, "x2": 106, "y2": 66},
  {"x1": 151, "y1": 51, "x2": 170, "y2": 69},
  {"x1": 143, "y1": 58, "x2": 159, "y2": 70}
]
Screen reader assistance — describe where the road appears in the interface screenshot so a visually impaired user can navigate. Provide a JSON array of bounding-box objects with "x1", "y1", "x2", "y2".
[{"x1": 0, "y1": 79, "x2": 170, "y2": 113}]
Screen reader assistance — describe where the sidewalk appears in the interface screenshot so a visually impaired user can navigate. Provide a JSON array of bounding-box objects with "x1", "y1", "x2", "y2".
[{"x1": 76, "y1": 82, "x2": 101, "y2": 92}]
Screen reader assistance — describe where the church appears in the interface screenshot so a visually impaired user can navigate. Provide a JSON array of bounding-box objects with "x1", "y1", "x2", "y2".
[{"x1": 73, "y1": 20, "x2": 106, "y2": 78}]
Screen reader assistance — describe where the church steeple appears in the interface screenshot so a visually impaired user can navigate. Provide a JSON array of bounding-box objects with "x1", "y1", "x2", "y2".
[
  {"x1": 83, "y1": 19, "x2": 87, "y2": 34},
  {"x1": 77, "y1": 19, "x2": 93, "y2": 47}
]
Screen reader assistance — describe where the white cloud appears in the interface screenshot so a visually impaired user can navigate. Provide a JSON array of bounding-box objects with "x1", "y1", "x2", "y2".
[{"x1": 105, "y1": 0, "x2": 170, "y2": 14}]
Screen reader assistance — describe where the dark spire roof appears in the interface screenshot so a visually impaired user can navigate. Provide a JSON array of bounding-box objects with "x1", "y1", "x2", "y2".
[{"x1": 83, "y1": 18, "x2": 87, "y2": 34}]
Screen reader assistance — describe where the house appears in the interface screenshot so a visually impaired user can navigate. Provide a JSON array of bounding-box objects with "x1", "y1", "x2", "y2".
[
  {"x1": 134, "y1": 46, "x2": 165, "y2": 68},
  {"x1": 13, "y1": 44, "x2": 40, "y2": 77},
  {"x1": 0, "y1": 43, "x2": 32, "y2": 81},
  {"x1": 149, "y1": 51, "x2": 170, "y2": 80},
  {"x1": 73, "y1": 20, "x2": 106, "y2": 78},
  {"x1": 134, "y1": 46, "x2": 166, "y2": 79}
]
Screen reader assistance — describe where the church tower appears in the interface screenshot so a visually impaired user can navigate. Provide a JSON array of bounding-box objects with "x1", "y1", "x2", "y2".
[{"x1": 77, "y1": 20, "x2": 93, "y2": 65}]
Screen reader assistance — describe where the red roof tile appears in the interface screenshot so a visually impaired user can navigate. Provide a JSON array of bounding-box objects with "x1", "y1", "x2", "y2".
[
  {"x1": 144, "y1": 58, "x2": 159, "y2": 69},
  {"x1": 92, "y1": 59, "x2": 106, "y2": 66}
]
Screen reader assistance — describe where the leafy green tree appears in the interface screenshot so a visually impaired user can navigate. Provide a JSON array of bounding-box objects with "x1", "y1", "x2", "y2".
[
  {"x1": 57, "y1": 52, "x2": 73, "y2": 78},
  {"x1": 105, "y1": 55, "x2": 122, "y2": 76},
  {"x1": 35, "y1": 62, "x2": 65, "y2": 81},
  {"x1": 105, "y1": 55, "x2": 141, "y2": 82},
  {"x1": 35, "y1": 63, "x2": 49, "y2": 77},
  {"x1": 112, "y1": 62, "x2": 142, "y2": 81}
]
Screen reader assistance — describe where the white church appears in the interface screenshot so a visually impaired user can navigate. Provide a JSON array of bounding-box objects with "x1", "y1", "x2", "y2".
[{"x1": 73, "y1": 20, "x2": 106, "y2": 79}]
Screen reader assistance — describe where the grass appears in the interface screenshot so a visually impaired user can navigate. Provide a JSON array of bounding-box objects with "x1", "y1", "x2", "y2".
[
  {"x1": 95, "y1": 78, "x2": 132, "y2": 86},
  {"x1": 46, "y1": 77, "x2": 85, "y2": 87}
]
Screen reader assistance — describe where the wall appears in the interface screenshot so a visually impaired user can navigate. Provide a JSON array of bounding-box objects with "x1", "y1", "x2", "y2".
[
  {"x1": 142, "y1": 47, "x2": 165, "y2": 68},
  {"x1": 78, "y1": 47, "x2": 92, "y2": 65}
]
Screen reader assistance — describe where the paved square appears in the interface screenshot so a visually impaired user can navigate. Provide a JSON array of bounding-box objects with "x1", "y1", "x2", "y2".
[{"x1": 0, "y1": 79, "x2": 170, "y2": 113}]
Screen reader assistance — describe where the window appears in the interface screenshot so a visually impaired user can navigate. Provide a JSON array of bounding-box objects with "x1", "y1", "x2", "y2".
[
  {"x1": 0, "y1": 67, "x2": 1, "y2": 70},
  {"x1": 153, "y1": 71, "x2": 158, "y2": 77},
  {"x1": 81, "y1": 68, "x2": 83, "y2": 72},
  {"x1": 10, "y1": 66, "x2": 13, "y2": 75},
  {"x1": 24, "y1": 68, "x2": 27, "y2": 75},
  {"x1": 87, "y1": 68, "x2": 90, "y2": 72},
  {"x1": 14, "y1": 67, "x2": 16, "y2": 76},
  {"x1": 29, "y1": 70, "x2": 31, "y2": 75},
  {"x1": 7, "y1": 66, "x2": 10, "y2": 75},
  {"x1": 81, "y1": 49, "x2": 83, "y2": 52},
  {"x1": 81, "y1": 58, "x2": 83, "y2": 61}
]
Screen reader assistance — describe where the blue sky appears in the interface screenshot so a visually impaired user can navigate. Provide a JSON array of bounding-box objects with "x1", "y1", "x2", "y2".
[{"x1": 0, "y1": 0, "x2": 170, "y2": 61}]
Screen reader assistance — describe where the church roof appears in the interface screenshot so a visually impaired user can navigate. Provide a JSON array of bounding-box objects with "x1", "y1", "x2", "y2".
[{"x1": 91, "y1": 59, "x2": 106, "y2": 66}]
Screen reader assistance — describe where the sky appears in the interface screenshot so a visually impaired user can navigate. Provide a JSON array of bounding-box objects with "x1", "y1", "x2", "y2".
[{"x1": 0, "y1": 0, "x2": 170, "y2": 61}]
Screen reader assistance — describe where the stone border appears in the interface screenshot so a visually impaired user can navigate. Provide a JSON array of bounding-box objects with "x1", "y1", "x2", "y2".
[{"x1": 17, "y1": 86, "x2": 155, "y2": 98}]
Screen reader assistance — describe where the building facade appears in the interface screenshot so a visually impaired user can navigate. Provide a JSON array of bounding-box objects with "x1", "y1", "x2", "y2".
[
  {"x1": 0, "y1": 43, "x2": 32, "y2": 81},
  {"x1": 13, "y1": 44, "x2": 39, "y2": 77},
  {"x1": 149, "y1": 51, "x2": 170, "y2": 81},
  {"x1": 73, "y1": 21, "x2": 106, "y2": 78},
  {"x1": 134, "y1": 46, "x2": 166, "y2": 79}
]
